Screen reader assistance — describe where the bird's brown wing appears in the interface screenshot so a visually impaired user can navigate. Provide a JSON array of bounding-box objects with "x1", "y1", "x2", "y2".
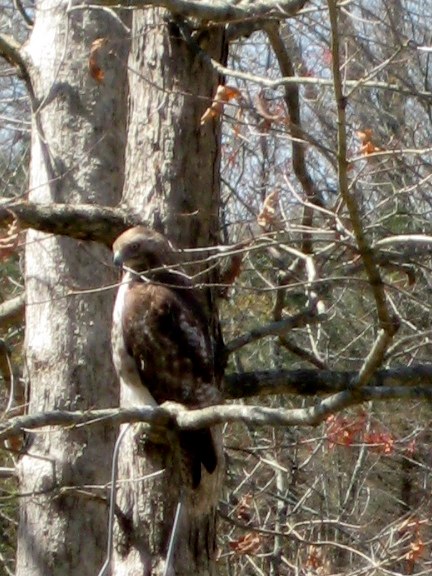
[{"x1": 121, "y1": 280, "x2": 219, "y2": 487}]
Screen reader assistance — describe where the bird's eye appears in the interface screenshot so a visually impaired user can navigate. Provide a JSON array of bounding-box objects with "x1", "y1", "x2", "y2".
[{"x1": 130, "y1": 242, "x2": 140, "y2": 252}]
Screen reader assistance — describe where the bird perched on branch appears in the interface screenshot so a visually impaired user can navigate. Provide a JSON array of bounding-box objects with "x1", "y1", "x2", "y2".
[{"x1": 111, "y1": 226, "x2": 219, "y2": 488}]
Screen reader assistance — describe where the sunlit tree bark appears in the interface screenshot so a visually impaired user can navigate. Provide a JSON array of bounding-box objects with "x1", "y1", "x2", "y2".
[
  {"x1": 16, "y1": 3, "x2": 129, "y2": 574},
  {"x1": 111, "y1": 9, "x2": 226, "y2": 575}
]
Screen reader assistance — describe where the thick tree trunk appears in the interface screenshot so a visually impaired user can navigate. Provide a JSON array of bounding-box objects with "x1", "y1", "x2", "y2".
[
  {"x1": 16, "y1": 3, "x2": 129, "y2": 575},
  {"x1": 112, "y1": 9, "x2": 226, "y2": 576},
  {"x1": 121, "y1": 10, "x2": 223, "y2": 248}
]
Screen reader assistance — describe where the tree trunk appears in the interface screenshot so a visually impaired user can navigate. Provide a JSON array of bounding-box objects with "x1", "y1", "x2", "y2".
[
  {"x1": 16, "y1": 3, "x2": 129, "y2": 575},
  {"x1": 112, "y1": 9, "x2": 226, "y2": 576}
]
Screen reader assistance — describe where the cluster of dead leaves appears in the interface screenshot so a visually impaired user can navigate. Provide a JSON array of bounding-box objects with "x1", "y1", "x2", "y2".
[
  {"x1": 357, "y1": 128, "x2": 381, "y2": 155},
  {"x1": 363, "y1": 429, "x2": 395, "y2": 454},
  {"x1": 325, "y1": 413, "x2": 366, "y2": 448},
  {"x1": 399, "y1": 518, "x2": 427, "y2": 574},
  {"x1": 304, "y1": 545, "x2": 331, "y2": 574},
  {"x1": 229, "y1": 532, "x2": 261, "y2": 555},
  {"x1": 325, "y1": 412, "x2": 407, "y2": 455},
  {"x1": 228, "y1": 494, "x2": 261, "y2": 555}
]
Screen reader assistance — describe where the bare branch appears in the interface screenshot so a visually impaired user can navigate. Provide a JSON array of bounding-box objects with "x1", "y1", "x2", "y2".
[
  {"x1": 266, "y1": 23, "x2": 324, "y2": 211},
  {"x1": 13, "y1": 0, "x2": 34, "y2": 27},
  {"x1": 86, "y1": 0, "x2": 309, "y2": 22},
  {"x1": 0, "y1": 406, "x2": 168, "y2": 444},
  {"x1": 374, "y1": 234, "x2": 432, "y2": 249},
  {"x1": 225, "y1": 305, "x2": 324, "y2": 354},
  {"x1": 356, "y1": 329, "x2": 393, "y2": 387},
  {"x1": 0, "y1": 33, "x2": 34, "y2": 100},
  {"x1": 0, "y1": 33, "x2": 27, "y2": 75},
  {"x1": 0, "y1": 467, "x2": 17, "y2": 479},
  {"x1": 2, "y1": 373, "x2": 432, "y2": 443},
  {"x1": 0, "y1": 201, "x2": 143, "y2": 248},
  {"x1": 199, "y1": 64, "x2": 432, "y2": 100},
  {"x1": 0, "y1": 294, "x2": 25, "y2": 329},
  {"x1": 327, "y1": 0, "x2": 398, "y2": 355},
  {"x1": 224, "y1": 364, "x2": 432, "y2": 399},
  {"x1": 277, "y1": 336, "x2": 327, "y2": 369}
]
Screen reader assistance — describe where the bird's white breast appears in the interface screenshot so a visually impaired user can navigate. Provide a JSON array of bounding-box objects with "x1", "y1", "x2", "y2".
[{"x1": 112, "y1": 275, "x2": 157, "y2": 408}]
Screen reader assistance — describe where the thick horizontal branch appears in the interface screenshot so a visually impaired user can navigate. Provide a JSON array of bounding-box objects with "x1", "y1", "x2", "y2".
[
  {"x1": 224, "y1": 364, "x2": 432, "y2": 398},
  {"x1": 1, "y1": 365, "x2": 432, "y2": 443},
  {"x1": 1, "y1": 380, "x2": 432, "y2": 442},
  {"x1": 0, "y1": 201, "x2": 143, "y2": 248},
  {"x1": 87, "y1": 0, "x2": 309, "y2": 21},
  {"x1": 0, "y1": 405, "x2": 168, "y2": 443}
]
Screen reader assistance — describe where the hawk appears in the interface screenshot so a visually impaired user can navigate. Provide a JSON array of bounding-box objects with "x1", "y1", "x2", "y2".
[{"x1": 111, "y1": 226, "x2": 219, "y2": 488}]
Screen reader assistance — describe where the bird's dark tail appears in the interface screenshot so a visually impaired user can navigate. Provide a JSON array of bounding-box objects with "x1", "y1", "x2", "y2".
[{"x1": 179, "y1": 428, "x2": 217, "y2": 489}]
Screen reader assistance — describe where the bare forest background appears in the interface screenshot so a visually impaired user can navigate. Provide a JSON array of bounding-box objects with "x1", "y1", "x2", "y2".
[{"x1": 1, "y1": 0, "x2": 432, "y2": 575}]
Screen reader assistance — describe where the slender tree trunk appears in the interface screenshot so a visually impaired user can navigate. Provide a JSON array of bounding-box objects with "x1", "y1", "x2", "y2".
[
  {"x1": 16, "y1": 3, "x2": 129, "y2": 575},
  {"x1": 112, "y1": 9, "x2": 226, "y2": 576}
]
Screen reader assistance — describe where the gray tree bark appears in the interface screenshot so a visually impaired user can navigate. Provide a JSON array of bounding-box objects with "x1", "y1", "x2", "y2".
[
  {"x1": 111, "y1": 9, "x2": 226, "y2": 576},
  {"x1": 16, "y1": 2, "x2": 129, "y2": 575}
]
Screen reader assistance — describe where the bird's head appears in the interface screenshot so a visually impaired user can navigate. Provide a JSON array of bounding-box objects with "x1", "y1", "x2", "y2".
[{"x1": 112, "y1": 226, "x2": 177, "y2": 273}]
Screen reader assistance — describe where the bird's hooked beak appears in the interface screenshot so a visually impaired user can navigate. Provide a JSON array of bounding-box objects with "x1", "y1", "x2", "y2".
[{"x1": 113, "y1": 251, "x2": 123, "y2": 268}]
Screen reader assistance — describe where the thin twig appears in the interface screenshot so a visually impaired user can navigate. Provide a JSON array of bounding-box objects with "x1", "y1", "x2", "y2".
[
  {"x1": 225, "y1": 305, "x2": 324, "y2": 353},
  {"x1": 97, "y1": 424, "x2": 132, "y2": 576},
  {"x1": 13, "y1": 0, "x2": 34, "y2": 27},
  {"x1": 164, "y1": 498, "x2": 184, "y2": 576}
]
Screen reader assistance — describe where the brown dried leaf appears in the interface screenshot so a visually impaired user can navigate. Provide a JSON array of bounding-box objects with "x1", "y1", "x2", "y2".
[
  {"x1": 89, "y1": 37, "x2": 107, "y2": 84},
  {"x1": 219, "y1": 253, "x2": 243, "y2": 299},
  {"x1": 356, "y1": 128, "x2": 381, "y2": 155},
  {"x1": 232, "y1": 107, "x2": 244, "y2": 137},
  {"x1": 356, "y1": 128, "x2": 373, "y2": 144},
  {"x1": 257, "y1": 190, "x2": 280, "y2": 229},
  {"x1": 200, "y1": 84, "x2": 242, "y2": 125},
  {"x1": 406, "y1": 538, "x2": 425, "y2": 561},
  {"x1": 235, "y1": 493, "x2": 253, "y2": 521}
]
